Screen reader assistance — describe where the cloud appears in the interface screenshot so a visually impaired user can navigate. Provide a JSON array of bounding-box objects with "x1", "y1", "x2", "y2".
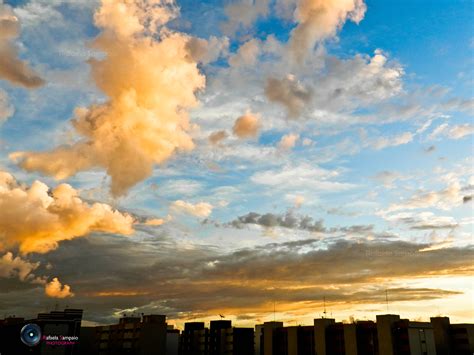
[
  {"x1": 265, "y1": 75, "x2": 312, "y2": 118},
  {"x1": 289, "y1": 0, "x2": 367, "y2": 60},
  {"x1": 251, "y1": 163, "x2": 354, "y2": 192},
  {"x1": 45, "y1": 277, "x2": 74, "y2": 298},
  {"x1": 0, "y1": 1, "x2": 44, "y2": 88},
  {"x1": 278, "y1": 133, "x2": 299, "y2": 150},
  {"x1": 232, "y1": 111, "x2": 261, "y2": 138},
  {"x1": 429, "y1": 123, "x2": 474, "y2": 140},
  {"x1": 222, "y1": 0, "x2": 270, "y2": 35},
  {"x1": 13, "y1": 0, "x2": 206, "y2": 196},
  {"x1": 171, "y1": 200, "x2": 213, "y2": 218},
  {"x1": 144, "y1": 218, "x2": 166, "y2": 226},
  {"x1": 228, "y1": 211, "x2": 326, "y2": 233},
  {"x1": 291, "y1": 194, "x2": 305, "y2": 208},
  {"x1": 0, "y1": 170, "x2": 134, "y2": 254},
  {"x1": 372, "y1": 171, "x2": 401, "y2": 188},
  {"x1": 370, "y1": 132, "x2": 413, "y2": 150},
  {"x1": 186, "y1": 36, "x2": 229, "y2": 65},
  {"x1": 383, "y1": 181, "x2": 469, "y2": 214},
  {"x1": 0, "y1": 252, "x2": 39, "y2": 281},
  {"x1": 5, "y1": 235, "x2": 470, "y2": 323},
  {"x1": 208, "y1": 130, "x2": 228, "y2": 145},
  {"x1": 228, "y1": 39, "x2": 260, "y2": 67},
  {"x1": 0, "y1": 88, "x2": 14, "y2": 121},
  {"x1": 384, "y1": 212, "x2": 458, "y2": 230}
]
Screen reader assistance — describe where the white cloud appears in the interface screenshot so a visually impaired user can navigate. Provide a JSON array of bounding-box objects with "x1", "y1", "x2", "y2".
[
  {"x1": 370, "y1": 132, "x2": 413, "y2": 150},
  {"x1": 251, "y1": 163, "x2": 354, "y2": 192},
  {"x1": 171, "y1": 200, "x2": 213, "y2": 218}
]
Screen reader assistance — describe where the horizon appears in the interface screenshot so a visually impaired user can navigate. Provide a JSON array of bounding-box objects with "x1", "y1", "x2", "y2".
[{"x1": 0, "y1": 0, "x2": 473, "y2": 329}]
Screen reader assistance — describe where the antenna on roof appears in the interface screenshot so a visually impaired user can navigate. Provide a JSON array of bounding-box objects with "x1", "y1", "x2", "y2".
[
  {"x1": 323, "y1": 296, "x2": 327, "y2": 319},
  {"x1": 385, "y1": 289, "x2": 389, "y2": 313},
  {"x1": 273, "y1": 300, "x2": 276, "y2": 322}
]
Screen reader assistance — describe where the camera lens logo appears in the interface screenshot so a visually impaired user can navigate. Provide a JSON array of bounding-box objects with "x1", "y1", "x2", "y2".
[{"x1": 20, "y1": 324, "x2": 42, "y2": 347}]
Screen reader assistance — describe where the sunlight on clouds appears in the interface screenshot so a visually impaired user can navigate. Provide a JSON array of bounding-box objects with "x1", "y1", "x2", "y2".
[
  {"x1": 0, "y1": 170, "x2": 134, "y2": 254},
  {"x1": 233, "y1": 111, "x2": 261, "y2": 138},
  {"x1": 0, "y1": 1, "x2": 44, "y2": 88},
  {"x1": 171, "y1": 200, "x2": 214, "y2": 218},
  {"x1": 45, "y1": 277, "x2": 74, "y2": 298},
  {"x1": 13, "y1": 0, "x2": 206, "y2": 196}
]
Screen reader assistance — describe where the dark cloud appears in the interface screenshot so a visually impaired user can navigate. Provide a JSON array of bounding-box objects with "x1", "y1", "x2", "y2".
[
  {"x1": 1, "y1": 233, "x2": 472, "y2": 323},
  {"x1": 265, "y1": 76, "x2": 312, "y2": 118},
  {"x1": 228, "y1": 211, "x2": 325, "y2": 232},
  {"x1": 425, "y1": 145, "x2": 436, "y2": 153},
  {"x1": 226, "y1": 211, "x2": 376, "y2": 236}
]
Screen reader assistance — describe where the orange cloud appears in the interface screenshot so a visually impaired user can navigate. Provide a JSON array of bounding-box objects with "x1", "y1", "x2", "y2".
[
  {"x1": 45, "y1": 277, "x2": 74, "y2": 298},
  {"x1": 278, "y1": 133, "x2": 300, "y2": 150},
  {"x1": 208, "y1": 130, "x2": 228, "y2": 145},
  {"x1": 290, "y1": 0, "x2": 366, "y2": 60},
  {"x1": 0, "y1": 170, "x2": 134, "y2": 254},
  {"x1": 0, "y1": 2, "x2": 44, "y2": 88},
  {"x1": 233, "y1": 112, "x2": 261, "y2": 139},
  {"x1": 13, "y1": 0, "x2": 205, "y2": 196},
  {"x1": 0, "y1": 252, "x2": 39, "y2": 281}
]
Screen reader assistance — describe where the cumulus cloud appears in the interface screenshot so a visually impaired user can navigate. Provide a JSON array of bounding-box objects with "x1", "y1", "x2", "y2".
[
  {"x1": 232, "y1": 111, "x2": 261, "y2": 138},
  {"x1": 278, "y1": 133, "x2": 300, "y2": 150},
  {"x1": 186, "y1": 36, "x2": 229, "y2": 65},
  {"x1": 171, "y1": 200, "x2": 213, "y2": 218},
  {"x1": 45, "y1": 277, "x2": 74, "y2": 298},
  {"x1": 289, "y1": 0, "x2": 366, "y2": 60},
  {"x1": 265, "y1": 75, "x2": 312, "y2": 117},
  {"x1": 0, "y1": 252, "x2": 39, "y2": 281},
  {"x1": 208, "y1": 130, "x2": 228, "y2": 145},
  {"x1": 222, "y1": 0, "x2": 270, "y2": 35},
  {"x1": 228, "y1": 39, "x2": 260, "y2": 67},
  {"x1": 13, "y1": 0, "x2": 206, "y2": 196},
  {"x1": 0, "y1": 170, "x2": 134, "y2": 254},
  {"x1": 0, "y1": 1, "x2": 44, "y2": 88},
  {"x1": 0, "y1": 88, "x2": 14, "y2": 121}
]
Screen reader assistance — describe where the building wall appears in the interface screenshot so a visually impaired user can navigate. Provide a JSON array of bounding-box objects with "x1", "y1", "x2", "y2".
[
  {"x1": 376, "y1": 314, "x2": 400, "y2": 355},
  {"x1": 314, "y1": 318, "x2": 335, "y2": 355},
  {"x1": 255, "y1": 325, "x2": 264, "y2": 355},
  {"x1": 263, "y1": 322, "x2": 283, "y2": 355},
  {"x1": 167, "y1": 331, "x2": 180, "y2": 355},
  {"x1": 343, "y1": 324, "x2": 357, "y2": 355},
  {"x1": 407, "y1": 325, "x2": 436, "y2": 355}
]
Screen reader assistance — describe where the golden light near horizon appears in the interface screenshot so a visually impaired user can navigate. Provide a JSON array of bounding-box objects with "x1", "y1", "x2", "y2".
[{"x1": 0, "y1": 0, "x2": 472, "y2": 335}]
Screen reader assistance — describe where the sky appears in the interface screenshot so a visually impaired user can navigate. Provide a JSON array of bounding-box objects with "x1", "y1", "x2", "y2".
[{"x1": 0, "y1": 0, "x2": 472, "y2": 328}]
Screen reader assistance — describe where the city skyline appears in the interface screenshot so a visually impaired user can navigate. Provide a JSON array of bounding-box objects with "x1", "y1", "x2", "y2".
[{"x1": 0, "y1": 0, "x2": 473, "y2": 329}]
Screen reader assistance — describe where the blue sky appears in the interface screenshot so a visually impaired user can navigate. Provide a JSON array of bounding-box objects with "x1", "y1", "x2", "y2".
[{"x1": 0, "y1": 0, "x2": 472, "y2": 325}]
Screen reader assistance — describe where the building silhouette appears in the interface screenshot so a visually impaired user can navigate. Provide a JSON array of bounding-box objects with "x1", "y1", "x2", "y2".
[
  {"x1": 79, "y1": 314, "x2": 168, "y2": 354},
  {"x1": 1, "y1": 311, "x2": 473, "y2": 354},
  {"x1": 0, "y1": 308, "x2": 82, "y2": 355}
]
